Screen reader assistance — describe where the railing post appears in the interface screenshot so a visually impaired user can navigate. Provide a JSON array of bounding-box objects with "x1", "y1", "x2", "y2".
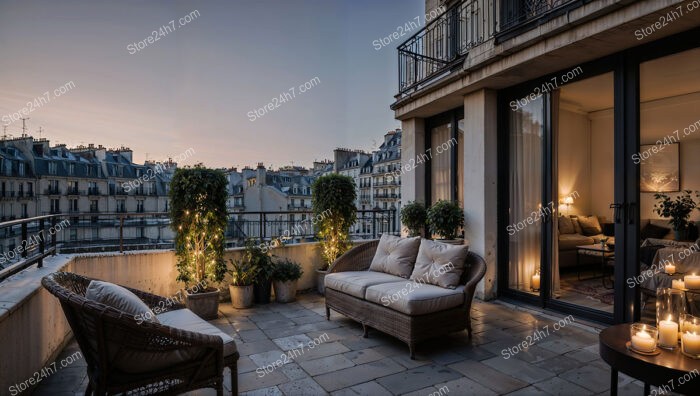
[
  {"x1": 51, "y1": 216, "x2": 57, "y2": 256},
  {"x1": 39, "y1": 218, "x2": 45, "y2": 267},
  {"x1": 259, "y1": 213, "x2": 264, "y2": 240},
  {"x1": 119, "y1": 215, "x2": 124, "y2": 252},
  {"x1": 21, "y1": 222, "x2": 27, "y2": 259},
  {"x1": 372, "y1": 209, "x2": 377, "y2": 239}
]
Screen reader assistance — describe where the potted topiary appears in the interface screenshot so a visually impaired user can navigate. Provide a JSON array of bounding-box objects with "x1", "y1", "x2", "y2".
[
  {"x1": 271, "y1": 258, "x2": 303, "y2": 303},
  {"x1": 400, "y1": 201, "x2": 427, "y2": 237},
  {"x1": 228, "y1": 258, "x2": 257, "y2": 309},
  {"x1": 242, "y1": 239, "x2": 275, "y2": 304},
  {"x1": 427, "y1": 200, "x2": 465, "y2": 244},
  {"x1": 654, "y1": 191, "x2": 699, "y2": 241},
  {"x1": 311, "y1": 174, "x2": 357, "y2": 295},
  {"x1": 170, "y1": 166, "x2": 228, "y2": 320}
]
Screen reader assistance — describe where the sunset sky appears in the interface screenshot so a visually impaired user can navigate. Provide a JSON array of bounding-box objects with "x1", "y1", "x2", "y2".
[{"x1": 0, "y1": 0, "x2": 423, "y2": 168}]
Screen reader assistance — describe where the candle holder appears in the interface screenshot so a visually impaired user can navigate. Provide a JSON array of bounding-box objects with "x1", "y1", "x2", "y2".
[
  {"x1": 629, "y1": 323, "x2": 658, "y2": 354},
  {"x1": 531, "y1": 271, "x2": 540, "y2": 292},
  {"x1": 656, "y1": 288, "x2": 686, "y2": 349},
  {"x1": 681, "y1": 315, "x2": 700, "y2": 359}
]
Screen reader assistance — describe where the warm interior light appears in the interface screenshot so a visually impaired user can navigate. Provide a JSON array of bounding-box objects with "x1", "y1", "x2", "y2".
[{"x1": 563, "y1": 196, "x2": 574, "y2": 205}]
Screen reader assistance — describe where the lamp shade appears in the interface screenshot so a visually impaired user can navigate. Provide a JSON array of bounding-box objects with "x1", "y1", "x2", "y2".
[{"x1": 563, "y1": 196, "x2": 574, "y2": 205}]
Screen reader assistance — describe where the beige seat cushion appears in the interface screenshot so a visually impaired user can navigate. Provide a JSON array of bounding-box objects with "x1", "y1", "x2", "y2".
[
  {"x1": 324, "y1": 271, "x2": 406, "y2": 298},
  {"x1": 558, "y1": 216, "x2": 575, "y2": 234},
  {"x1": 365, "y1": 281, "x2": 465, "y2": 315},
  {"x1": 369, "y1": 234, "x2": 421, "y2": 278},
  {"x1": 158, "y1": 308, "x2": 237, "y2": 357},
  {"x1": 571, "y1": 218, "x2": 583, "y2": 235},
  {"x1": 577, "y1": 215, "x2": 602, "y2": 236},
  {"x1": 409, "y1": 239, "x2": 468, "y2": 289},
  {"x1": 85, "y1": 280, "x2": 158, "y2": 323},
  {"x1": 558, "y1": 234, "x2": 595, "y2": 250}
]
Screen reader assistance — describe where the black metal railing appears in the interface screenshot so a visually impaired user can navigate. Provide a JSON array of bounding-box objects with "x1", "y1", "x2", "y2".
[{"x1": 397, "y1": 0, "x2": 580, "y2": 95}]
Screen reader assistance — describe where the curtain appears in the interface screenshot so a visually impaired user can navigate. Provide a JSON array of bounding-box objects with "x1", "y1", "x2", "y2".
[{"x1": 431, "y1": 123, "x2": 452, "y2": 204}]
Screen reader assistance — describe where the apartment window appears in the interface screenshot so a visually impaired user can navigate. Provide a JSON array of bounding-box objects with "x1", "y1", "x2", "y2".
[
  {"x1": 50, "y1": 199, "x2": 60, "y2": 213},
  {"x1": 69, "y1": 199, "x2": 78, "y2": 212},
  {"x1": 383, "y1": 202, "x2": 387, "y2": 209},
  {"x1": 27, "y1": 182, "x2": 33, "y2": 195},
  {"x1": 90, "y1": 200, "x2": 98, "y2": 212},
  {"x1": 87, "y1": 165, "x2": 94, "y2": 176},
  {"x1": 68, "y1": 163, "x2": 75, "y2": 175},
  {"x1": 21, "y1": 204, "x2": 27, "y2": 218},
  {"x1": 149, "y1": 182, "x2": 156, "y2": 195},
  {"x1": 137, "y1": 200, "x2": 144, "y2": 212},
  {"x1": 69, "y1": 229, "x2": 77, "y2": 242},
  {"x1": 18, "y1": 183, "x2": 24, "y2": 196},
  {"x1": 69, "y1": 181, "x2": 78, "y2": 194},
  {"x1": 18, "y1": 163, "x2": 24, "y2": 176},
  {"x1": 49, "y1": 180, "x2": 59, "y2": 192},
  {"x1": 48, "y1": 161, "x2": 57, "y2": 175},
  {"x1": 136, "y1": 168, "x2": 142, "y2": 177},
  {"x1": 91, "y1": 228, "x2": 99, "y2": 240},
  {"x1": 117, "y1": 199, "x2": 126, "y2": 212}
]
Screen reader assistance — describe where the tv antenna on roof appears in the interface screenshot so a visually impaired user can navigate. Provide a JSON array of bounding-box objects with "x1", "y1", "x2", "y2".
[
  {"x1": 21, "y1": 117, "x2": 30, "y2": 137},
  {"x1": 38, "y1": 127, "x2": 43, "y2": 140}
]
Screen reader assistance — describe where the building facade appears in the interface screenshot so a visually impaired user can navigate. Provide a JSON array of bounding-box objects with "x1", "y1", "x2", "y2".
[{"x1": 394, "y1": 0, "x2": 700, "y2": 324}]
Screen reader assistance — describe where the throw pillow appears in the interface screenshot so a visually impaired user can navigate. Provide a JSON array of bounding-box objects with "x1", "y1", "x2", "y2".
[
  {"x1": 369, "y1": 234, "x2": 421, "y2": 278},
  {"x1": 410, "y1": 239, "x2": 469, "y2": 289},
  {"x1": 558, "y1": 216, "x2": 575, "y2": 234},
  {"x1": 577, "y1": 215, "x2": 602, "y2": 236},
  {"x1": 571, "y1": 217, "x2": 583, "y2": 235},
  {"x1": 86, "y1": 280, "x2": 159, "y2": 323},
  {"x1": 640, "y1": 223, "x2": 671, "y2": 241}
]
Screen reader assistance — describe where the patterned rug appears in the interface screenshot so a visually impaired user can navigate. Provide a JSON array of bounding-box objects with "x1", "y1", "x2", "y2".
[{"x1": 559, "y1": 275, "x2": 615, "y2": 306}]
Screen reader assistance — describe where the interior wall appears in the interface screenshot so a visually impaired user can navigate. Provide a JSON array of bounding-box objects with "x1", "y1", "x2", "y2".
[
  {"x1": 558, "y1": 108, "x2": 592, "y2": 217},
  {"x1": 589, "y1": 109, "x2": 615, "y2": 221}
]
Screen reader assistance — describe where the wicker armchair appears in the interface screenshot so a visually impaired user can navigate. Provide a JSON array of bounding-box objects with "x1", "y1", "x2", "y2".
[
  {"x1": 325, "y1": 240, "x2": 486, "y2": 358},
  {"x1": 42, "y1": 272, "x2": 238, "y2": 395}
]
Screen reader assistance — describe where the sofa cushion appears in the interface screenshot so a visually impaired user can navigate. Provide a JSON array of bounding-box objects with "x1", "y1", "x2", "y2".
[
  {"x1": 577, "y1": 215, "x2": 602, "y2": 236},
  {"x1": 369, "y1": 234, "x2": 421, "y2": 278},
  {"x1": 641, "y1": 222, "x2": 671, "y2": 241},
  {"x1": 365, "y1": 281, "x2": 465, "y2": 315},
  {"x1": 85, "y1": 280, "x2": 158, "y2": 324},
  {"x1": 410, "y1": 239, "x2": 468, "y2": 289},
  {"x1": 571, "y1": 218, "x2": 583, "y2": 235},
  {"x1": 558, "y1": 216, "x2": 575, "y2": 234},
  {"x1": 158, "y1": 309, "x2": 237, "y2": 357},
  {"x1": 324, "y1": 271, "x2": 406, "y2": 299},
  {"x1": 558, "y1": 234, "x2": 595, "y2": 250}
]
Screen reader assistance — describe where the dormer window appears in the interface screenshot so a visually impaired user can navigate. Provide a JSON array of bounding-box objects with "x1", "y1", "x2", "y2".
[
  {"x1": 68, "y1": 163, "x2": 75, "y2": 175},
  {"x1": 48, "y1": 161, "x2": 57, "y2": 175}
]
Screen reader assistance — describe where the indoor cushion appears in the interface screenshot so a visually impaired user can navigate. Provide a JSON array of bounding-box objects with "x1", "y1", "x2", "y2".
[
  {"x1": 324, "y1": 271, "x2": 406, "y2": 298},
  {"x1": 558, "y1": 216, "x2": 575, "y2": 234},
  {"x1": 369, "y1": 234, "x2": 421, "y2": 278},
  {"x1": 409, "y1": 239, "x2": 468, "y2": 289},
  {"x1": 157, "y1": 309, "x2": 237, "y2": 357},
  {"x1": 571, "y1": 218, "x2": 583, "y2": 235},
  {"x1": 577, "y1": 215, "x2": 602, "y2": 236},
  {"x1": 365, "y1": 281, "x2": 465, "y2": 315},
  {"x1": 85, "y1": 280, "x2": 158, "y2": 324},
  {"x1": 641, "y1": 223, "x2": 671, "y2": 241},
  {"x1": 558, "y1": 234, "x2": 594, "y2": 250}
]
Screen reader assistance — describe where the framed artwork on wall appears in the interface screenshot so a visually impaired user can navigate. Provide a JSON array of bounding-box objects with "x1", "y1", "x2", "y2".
[{"x1": 640, "y1": 142, "x2": 680, "y2": 192}]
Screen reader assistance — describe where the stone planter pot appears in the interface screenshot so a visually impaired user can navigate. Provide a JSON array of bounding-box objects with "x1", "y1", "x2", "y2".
[
  {"x1": 185, "y1": 288, "x2": 220, "y2": 320},
  {"x1": 229, "y1": 285, "x2": 254, "y2": 309},
  {"x1": 273, "y1": 280, "x2": 298, "y2": 303},
  {"x1": 253, "y1": 278, "x2": 272, "y2": 304},
  {"x1": 316, "y1": 269, "x2": 328, "y2": 295},
  {"x1": 436, "y1": 238, "x2": 465, "y2": 245}
]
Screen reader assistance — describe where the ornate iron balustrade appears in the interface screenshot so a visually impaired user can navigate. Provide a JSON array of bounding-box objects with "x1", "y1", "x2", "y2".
[{"x1": 500, "y1": 0, "x2": 577, "y2": 31}]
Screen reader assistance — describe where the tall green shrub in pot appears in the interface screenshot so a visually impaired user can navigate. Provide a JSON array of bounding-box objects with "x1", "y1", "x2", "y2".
[
  {"x1": 169, "y1": 166, "x2": 228, "y2": 319},
  {"x1": 400, "y1": 201, "x2": 427, "y2": 237},
  {"x1": 427, "y1": 200, "x2": 465, "y2": 242},
  {"x1": 312, "y1": 174, "x2": 356, "y2": 294}
]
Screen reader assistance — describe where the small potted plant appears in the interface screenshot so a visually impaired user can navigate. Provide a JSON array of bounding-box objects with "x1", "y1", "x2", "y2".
[
  {"x1": 427, "y1": 200, "x2": 465, "y2": 244},
  {"x1": 170, "y1": 166, "x2": 228, "y2": 320},
  {"x1": 272, "y1": 258, "x2": 303, "y2": 303},
  {"x1": 311, "y1": 174, "x2": 357, "y2": 294},
  {"x1": 228, "y1": 258, "x2": 257, "y2": 309},
  {"x1": 654, "y1": 191, "x2": 699, "y2": 241},
  {"x1": 242, "y1": 239, "x2": 275, "y2": 304},
  {"x1": 400, "y1": 201, "x2": 427, "y2": 237}
]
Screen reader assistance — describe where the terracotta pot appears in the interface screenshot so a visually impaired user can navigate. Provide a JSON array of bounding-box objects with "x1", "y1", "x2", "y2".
[
  {"x1": 273, "y1": 280, "x2": 298, "y2": 303},
  {"x1": 185, "y1": 288, "x2": 220, "y2": 320},
  {"x1": 316, "y1": 269, "x2": 328, "y2": 295},
  {"x1": 229, "y1": 285, "x2": 254, "y2": 309}
]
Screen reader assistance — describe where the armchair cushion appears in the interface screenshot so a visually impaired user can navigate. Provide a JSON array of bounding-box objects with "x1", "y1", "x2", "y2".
[
  {"x1": 558, "y1": 216, "x2": 575, "y2": 234},
  {"x1": 410, "y1": 239, "x2": 468, "y2": 289},
  {"x1": 324, "y1": 271, "x2": 406, "y2": 298},
  {"x1": 641, "y1": 223, "x2": 671, "y2": 240},
  {"x1": 369, "y1": 234, "x2": 421, "y2": 278},
  {"x1": 158, "y1": 309, "x2": 237, "y2": 357},
  {"x1": 86, "y1": 280, "x2": 158, "y2": 324},
  {"x1": 365, "y1": 281, "x2": 465, "y2": 315},
  {"x1": 577, "y1": 215, "x2": 602, "y2": 236}
]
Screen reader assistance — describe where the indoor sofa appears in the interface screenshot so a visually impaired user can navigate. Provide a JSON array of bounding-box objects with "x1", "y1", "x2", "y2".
[{"x1": 323, "y1": 235, "x2": 486, "y2": 359}]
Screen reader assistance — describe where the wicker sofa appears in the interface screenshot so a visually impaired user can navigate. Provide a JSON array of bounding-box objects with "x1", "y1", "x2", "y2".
[
  {"x1": 324, "y1": 239, "x2": 486, "y2": 359},
  {"x1": 42, "y1": 272, "x2": 238, "y2": 395}
]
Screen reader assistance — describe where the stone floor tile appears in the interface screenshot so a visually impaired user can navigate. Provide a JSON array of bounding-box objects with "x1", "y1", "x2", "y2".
[
  {"x1": 299, "y1": 354, "x2": 355, "y2": 376},
  {"x1": 330, "y1": 381, "x2": 393, "y2": 396},
  {"x1": 240, "y1": 329, "x2": 270, "y2": 342},
  {"x1": 434, "y1": 377, "x2": 498, "y2": 396},
  {"x1": 482, "y1": 356, "x2": 556, "y2": 384},
  {"x1": 511, "y1": 344, "x2": 560, "y2": 364},
  {"x1": 238, "y1": 339, "x2": 280, "y2": 356},
  {"x1": 390, "y1": 354, "x2": 431, "y2": 369},
  {"x1": 249, "y1": 349, "x2": 287, "y2": 368},
  {"x1": 504, "y1": 385, "x2": 549, "y2": 395},
  {"x1": 257, "y1": 319, "x2": 297, "y2": 330},
  {"x1": 291, "y1": 341, "x2": 350, "y2": 362},
  {"x1": 279, "y1": 362, "x2": 309, "y2": 381},
  {"x1": 533, "y1": 354, "x2": 586, "y2": 375},
  {"x1": 241, "y1": 386, "x2": 284, "y2": 396},
  {"x1": 564, "y1": 348, "x2": 600, "y2": 363},
  {"x1": 273, "y1": 334, "x2": 314, "y2": 351},
  {"x1": 343, "y1": 347, "x2": 386, "y2": 364},
  {"x1": 375, "y1": 364, "x2": 462, "y2": 394},
  {"x1": 537, "y1": 337, "x2": 591, "y2": 355},
  {"x1": 313, "y1": 357, "x2": 405, "y2": 392},
  {"x1": 532, "y1": 376, "x2": 593, "y2": 395},
  {"x1": 449, "y1": 359, "x2": 528, "y2": 394},
  {"x1": 291, "y1": 314, "x2": 327, "y2": 325},
  {"x1": 559, "y1": 364, "x2": 611, "y2": 393},
  {"x1": 237, "y1": 356, "x2": 258, "y2": 373},
  {"x1": 278, "y1": 377, "x2": 327, "y2": 396},
  {"x1": 239, "y1": 369, "x2": 289, "y2": 393}
]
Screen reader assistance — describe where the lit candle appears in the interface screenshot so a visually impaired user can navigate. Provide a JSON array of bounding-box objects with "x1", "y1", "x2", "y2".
[
  {"x1": 631, "y1": 327, "x2": 656, "y2": 352},
  {"x1": 665, "y1": 264, "x2": 676, "y2": 275},
  {"x1": 682, "y1": 332, "x2": 700, "y2": 355},
  {"x1": 682, "y1": 318, "x2": 700, "y2": 334},
  {"x1": 685, "y1": 274, "x2": 700, "y2": 289},
  {"x1": 658, "y1": 315, "x2": 679, "y2": 348},
  {"x1": 532, "y1": 272, "x2": 540, "y2": 290},
  {"x1": 672, "y1": 279, "x2": 686, "y2": 290}
]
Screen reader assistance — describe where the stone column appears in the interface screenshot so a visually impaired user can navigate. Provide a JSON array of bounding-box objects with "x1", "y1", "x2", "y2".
[{"x1": 399, "y1": 118, "x2": 426, "y2": 237}]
